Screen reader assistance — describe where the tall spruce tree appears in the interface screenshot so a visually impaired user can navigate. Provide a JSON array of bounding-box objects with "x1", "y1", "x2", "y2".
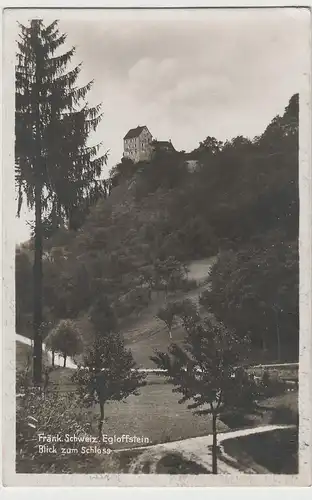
[{"x1": 15, "y1": 20, "x2": 106, "y2": 384}]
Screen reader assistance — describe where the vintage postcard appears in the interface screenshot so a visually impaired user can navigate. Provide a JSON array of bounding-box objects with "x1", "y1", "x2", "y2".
[{"x1": 1, "y1": 6, "x2": 311, "y2": 487}]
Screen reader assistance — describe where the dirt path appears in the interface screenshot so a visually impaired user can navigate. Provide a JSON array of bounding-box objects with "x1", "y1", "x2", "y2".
[
  {"x1": 123, "y1": 424, "x2": 295, "y2": 474},
  {"x1": 187, "y1": 256, "x2": 217, "y2": 284}
]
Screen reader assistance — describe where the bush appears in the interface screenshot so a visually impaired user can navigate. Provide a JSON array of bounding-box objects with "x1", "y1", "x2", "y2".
[
  {"x1": 16, "y1": 389, "x2": 95, "y2": 473},
  {"x1": 16, "y1": 362, "x2": 32, "y2": 394},
  {"x1": 180, "y1": 278, "x2": 198, "y2": 292},
  {"x1": 260, "y1": 370, "x2": 287, "y2": 397}
]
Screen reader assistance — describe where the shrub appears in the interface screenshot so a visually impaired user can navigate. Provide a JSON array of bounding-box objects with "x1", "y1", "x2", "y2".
[
  {"x1": 16, "y1": 389, "x2": 94, "y2": 473},
  {"x1": 16, "y1": 361, "x2": 32, "y2": 394},
  {"x1": 259, "y1": 370, "x2": 287, "y2": 397},
  {"x1": 180, "y1": 278, "x2": 198, "y2": 292}
]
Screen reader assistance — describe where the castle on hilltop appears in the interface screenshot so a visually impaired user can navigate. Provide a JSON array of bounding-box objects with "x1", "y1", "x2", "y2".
[{"x1": 123, "y1": 125, "x2": 175, "y2": 163}]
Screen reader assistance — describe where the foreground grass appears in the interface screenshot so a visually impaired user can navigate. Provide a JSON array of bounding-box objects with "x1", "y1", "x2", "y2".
[
  {"x1": 16, "y1": 380, "x2": 298, "y2": 474},
  {"x1": 87, "y1": 382, "x2": 228, "y2": 447},
  {"x1": 222, "y1": 427, "x2": 298, "y2": 474},
  {"x1": 17, "y1": 340, "x2": 298, "y2": 450}
]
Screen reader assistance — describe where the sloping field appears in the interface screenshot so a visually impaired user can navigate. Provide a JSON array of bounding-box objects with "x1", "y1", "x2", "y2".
[
  {"x1": 16, "y1": 257, "x2": 217, "y2": 369},
  {"x1": 122, "y1": 257, "x2": 216, "y2": 367},
  {"x1": 124, "y1": 316, "x2": 185, "y2": 368}
]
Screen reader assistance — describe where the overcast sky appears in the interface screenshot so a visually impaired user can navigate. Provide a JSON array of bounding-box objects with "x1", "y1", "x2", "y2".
[{"x1": 12, "y1": 8, "x2": 309, "y2": 243}]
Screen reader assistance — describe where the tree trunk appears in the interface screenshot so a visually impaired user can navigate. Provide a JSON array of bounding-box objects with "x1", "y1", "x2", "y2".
[
  {"x1": 274, "y1": 308, "x2": 281, "y2": 361},
  {"x1": 212, "y1": 413, "x2": 218, "y2": 474},
  {"x1": 168, "y1": 328, "x2": 172, "y2": 340},
  {"x1": 43, "y1": 369, "x2": 49, "y2": 395},
  {"x1": 32, "y1": 26, "x2": 43, "y2": 387},
  {"x1": 98, "y1": 402, "x2": 104, "y2": 441},
  {"x1": 32, "y1": 146, "x2": 43, "y2": 386},
  {"x1": 63, "y1": 354, "x2": 67, "y2": 368},
  {"x1": 52, "y1": 351, "x2": 55, "y2": 367},
  {"x1": 262, "y1": 334, "x2": 267, "y2": 354}
]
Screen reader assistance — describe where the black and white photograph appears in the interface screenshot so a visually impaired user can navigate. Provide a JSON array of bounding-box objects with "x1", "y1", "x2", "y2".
[{"x1": 1, "y1": 6, "x2": 311, "y2": 486}]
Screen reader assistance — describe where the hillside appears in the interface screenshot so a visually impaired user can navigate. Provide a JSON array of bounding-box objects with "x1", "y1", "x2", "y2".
[
  {"x1": 121, "y1": 258, "x2": 215, "y2": 367},
  {"x1": 16, "y1": 94, "x2": 299, "y2": 364}
]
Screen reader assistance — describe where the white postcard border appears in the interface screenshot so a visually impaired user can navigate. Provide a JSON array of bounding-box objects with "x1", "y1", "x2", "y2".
[{"x1": 1, "y1": 1, "x2": 311, "y2": 489}]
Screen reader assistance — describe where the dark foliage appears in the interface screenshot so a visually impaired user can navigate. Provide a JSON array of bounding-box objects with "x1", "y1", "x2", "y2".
[
  {"x1": 74, "y1": 300, "x2": 146, "y2": 439},
  {"x1": 16, "y1": 94, "x2": 299, "y2": 364},
  {"x1": 151, "y1": 301, "x2": 261, "y2": 473},
  {"x1": 15, "y1": 20, "x2": 106, "y2": 383}
]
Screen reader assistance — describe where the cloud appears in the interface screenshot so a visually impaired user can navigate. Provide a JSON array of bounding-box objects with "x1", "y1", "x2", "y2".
[
  {"x1": 43, "y1": 10, "x2": 311, "y2": 161},
  {"x1": 14, "y1": 8, "x2": 310, "y2": 242}
]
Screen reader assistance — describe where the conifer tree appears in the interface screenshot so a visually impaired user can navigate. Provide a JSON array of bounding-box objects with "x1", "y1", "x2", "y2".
[{"x1": 15, "y1": 20, "x2": 106, "y2": 384}]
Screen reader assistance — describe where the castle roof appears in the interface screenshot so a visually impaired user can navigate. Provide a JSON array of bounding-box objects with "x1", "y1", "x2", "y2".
[
  {"x1": 153, "y1": 140, "x2": 175, "y2": 151},
  {"x1": 124, "y1": 126, "x2": 146, "y2": 140}
]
